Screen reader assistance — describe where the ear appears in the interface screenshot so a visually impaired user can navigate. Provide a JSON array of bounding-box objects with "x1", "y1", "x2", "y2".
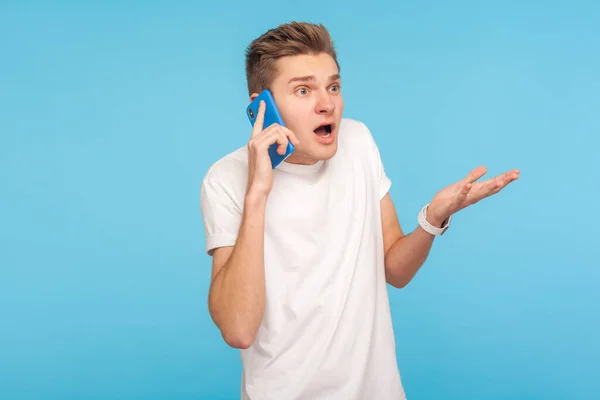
[{"x1": 249, "y1": 92, "x2": 260, "y2": 102}]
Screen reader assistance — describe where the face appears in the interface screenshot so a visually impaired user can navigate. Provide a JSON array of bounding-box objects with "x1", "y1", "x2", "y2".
[{"x1": 250, "y1": 53, "x2": 344, "y2": 165}]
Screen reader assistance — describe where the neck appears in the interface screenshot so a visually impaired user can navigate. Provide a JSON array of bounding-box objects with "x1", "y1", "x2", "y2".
[{"x1": 284, "y1": 152, "x2": 319, "y2": 166}]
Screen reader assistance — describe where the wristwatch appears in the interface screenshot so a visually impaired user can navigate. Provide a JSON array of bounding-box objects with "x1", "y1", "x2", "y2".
[{"x1": 418, "y1": 204, "x2": 452, "y2": 236}]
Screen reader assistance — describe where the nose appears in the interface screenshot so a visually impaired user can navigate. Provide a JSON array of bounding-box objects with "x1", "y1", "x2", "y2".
[{"x1": 315, "y1": 90, "x2": 335, "y2": 115}]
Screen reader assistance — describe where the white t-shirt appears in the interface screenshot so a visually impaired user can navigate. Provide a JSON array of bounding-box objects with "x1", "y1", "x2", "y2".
[{"x1": 200, "y1": 118, "x2": 406, "y2": 400}]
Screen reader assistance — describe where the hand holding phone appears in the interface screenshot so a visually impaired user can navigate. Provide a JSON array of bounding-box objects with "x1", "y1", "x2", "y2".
[
  {"x1": 245, "y1": 91, "x2": 300, "y2": 197},
  {"x1": 247, "y1": 90, "x2": 295, "y2": 169}
]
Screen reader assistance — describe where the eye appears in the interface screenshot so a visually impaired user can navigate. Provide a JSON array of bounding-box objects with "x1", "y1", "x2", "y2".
[
  {"x1": 329, "y1": 84, "x2": 341, "y2": 93},
  {"x1": 295, "y1": 87, "x2": 309, "y2": 96}
]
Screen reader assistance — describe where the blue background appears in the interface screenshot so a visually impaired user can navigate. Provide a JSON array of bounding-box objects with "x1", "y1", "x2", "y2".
[{"x1": 1, "y1": 1, "x2": 598, "y2": 399}]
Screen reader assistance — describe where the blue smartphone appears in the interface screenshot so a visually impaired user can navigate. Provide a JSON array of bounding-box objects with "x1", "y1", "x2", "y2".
[{"x1": 246, "y1": 89, "x2": 294, "y2": 169}]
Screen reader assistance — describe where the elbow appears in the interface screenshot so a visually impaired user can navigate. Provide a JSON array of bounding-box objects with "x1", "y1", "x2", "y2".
[
  {"x1": 222, "y1": 329, "x2": 256, "y2": 349},
  {"x1": 385, "y1": 268, "x2": 410, "y2": 289},
  {"x1": 388, "y1": 279, "x2": 409, "y2": 289},
  {"x1": 208, "y1": 304, "x2": 260, "y2": 349}
]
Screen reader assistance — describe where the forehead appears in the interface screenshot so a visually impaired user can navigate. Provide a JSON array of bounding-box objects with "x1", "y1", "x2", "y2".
[{"x1": 272, "y1": 53, "x2": 339, "y2": 84}]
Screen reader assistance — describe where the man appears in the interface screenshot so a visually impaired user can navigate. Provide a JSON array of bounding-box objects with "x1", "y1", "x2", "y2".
[{"x1": 200, "y1": 21, "x2": 519, "y2": 400}]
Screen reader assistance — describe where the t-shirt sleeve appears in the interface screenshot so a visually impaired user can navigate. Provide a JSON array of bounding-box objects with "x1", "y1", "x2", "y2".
[
  {"x1": 200, "y1": 177, "x2": 243, "y2": 256},
  {"x1": 362, "y1": 122, "x2": 392, "y2": 199}
]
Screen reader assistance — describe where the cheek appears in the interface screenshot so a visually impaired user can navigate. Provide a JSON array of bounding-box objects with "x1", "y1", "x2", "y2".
[
  {"x1": 281, "y1": 110, "x2": 313, "y2": 135},
  {"x1": 335, "y1": 97, "x2": 344, "y2": 113},
  {"x1": 283, "y1": 113, "x2": 304, "y2": 126},
  {"x1": 287, "y1": 121, "x2": 312, "y2": 142}
]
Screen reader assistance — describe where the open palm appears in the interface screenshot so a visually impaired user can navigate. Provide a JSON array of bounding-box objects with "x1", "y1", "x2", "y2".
[{"x1": 427, "y1": 166, "x2": 520, "y2": 225}]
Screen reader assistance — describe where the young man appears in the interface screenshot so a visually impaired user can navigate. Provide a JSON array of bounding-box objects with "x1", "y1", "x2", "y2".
[{"x1": 200, "y1": 21, "x2": 519, "y2": 400}]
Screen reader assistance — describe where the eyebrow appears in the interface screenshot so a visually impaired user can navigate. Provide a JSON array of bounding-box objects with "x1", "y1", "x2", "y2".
[{"x1": 288, "y1": 74, "x2": 341, "y2": 84}]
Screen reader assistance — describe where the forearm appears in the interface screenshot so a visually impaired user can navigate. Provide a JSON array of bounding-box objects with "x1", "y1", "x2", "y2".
[
  {"x1": 209, "y1": 192, "x2": 267, "y2": 348},
  {"x1": 384, "y1": 215, "x2": 445, "y2": 288}
]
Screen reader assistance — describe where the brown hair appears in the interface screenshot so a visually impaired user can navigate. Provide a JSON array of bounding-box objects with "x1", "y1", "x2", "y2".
[{"x1": 245, "y1": 21, "x2": 339, "y2": 95}]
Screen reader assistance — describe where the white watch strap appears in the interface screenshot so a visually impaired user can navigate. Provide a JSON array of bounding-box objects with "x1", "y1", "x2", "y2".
[{"x1": 418, "y1": 204, "x2": 451, "y2": 236}]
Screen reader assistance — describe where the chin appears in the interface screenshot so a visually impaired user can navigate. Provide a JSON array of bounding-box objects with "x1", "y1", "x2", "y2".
[{"x1": 312, "y1": 142, "x2": 338, "y2": 161}]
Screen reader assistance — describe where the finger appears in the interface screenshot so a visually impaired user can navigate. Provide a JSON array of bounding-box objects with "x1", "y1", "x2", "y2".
[
  {"x1": 469, "y1": 175, "x2": 507, "y2": 202},
  {"x1": 493, "y1": 170, "x2": 520, "y2": 191},
  {"x1": 261, "y1": 124, "x2": 299, "y2": 146},
  {"x1": 465, "y1": 169, "x2": 520, "y2": 205},
  {"x1": 488, "y1": 170, "x2": 518, "y2": 191},
  {"x1": 251, "y1": 100, "x2": 266, "y2": 138},
  {"x1": 469, "y1": 178, "x2": 499, "y2": 200},
  {"x1": 256, "y1": 127, "x2": 289, "y2": 155},
  {"x1": 498, "y1": 168, "x2": 520, "y2": 182},
  {"x1": 464, "y1": 166, "x2": 488, "y2": 184},
  {"x1": 487, "y1": 175, "x2": 504, "y2": 191},
  {"x1": 506, "y1": 169, "x2": 520, "y2": 182},
  {"x1": 258, "y1": 125, "x2": 296, "y2": 154},
  {"x1": 473, "y1": 167, "x2": 518, "y2": 192},
  {"x1": 281, "y1": 126, "x2": 300, "y2": 146},
  {"x1": 274, "y1": 129, "x2": 288, "y2": 155},
  {"x1": 455, "y1": 181, "x2": 473, "y2": 204}
]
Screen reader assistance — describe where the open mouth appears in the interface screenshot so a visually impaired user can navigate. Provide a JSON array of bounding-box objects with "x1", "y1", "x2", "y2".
[{"x1": 314, "y1": 123, "x2": 334, "y2": 138}]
